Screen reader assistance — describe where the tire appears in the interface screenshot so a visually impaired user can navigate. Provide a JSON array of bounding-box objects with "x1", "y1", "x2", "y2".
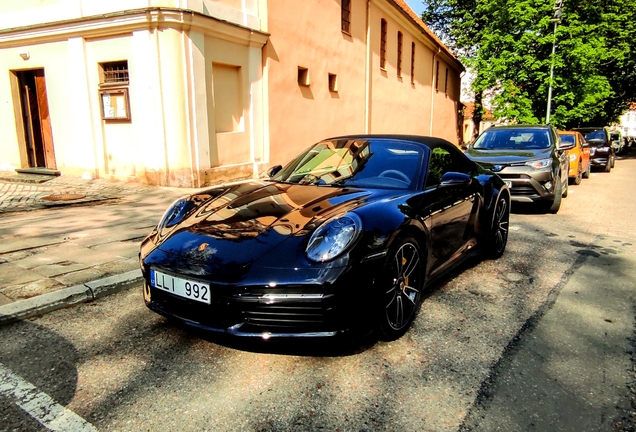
[
  {"x1": 571, "y1": 160, "x2": 582, "y2": 185},
  {"x1": 376, "y1": 237, "x2": 424, "y2": 341},
  {"x1": 582, "y1": 161, "x2": 591, "y2": 179},
  {"x1": 611, "y1": 156, "x2": 616, "y2": 168},
  {"x1": 546, "y1": 178, "x2": 562, "y2": 214},
  {"x1": 604, "y1": 159, "x2": 612, "y2": 172},
  {"x1": 487, "y1": 195, "x2": 510, "y2": 258},
  {"x1": 562, "y1": 176, "x2": 568, "y2": 198}
]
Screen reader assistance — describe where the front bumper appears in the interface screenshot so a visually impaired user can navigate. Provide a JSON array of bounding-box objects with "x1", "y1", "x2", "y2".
[
  {"x1": 141, "y1": 260, "x2": 380, "y2": 338},
  {"x1": 496, "y1": 167, "x2": 556, "y2": 203},
  {"x1": 590, "y1": 157, "x2": 609, "y2": 167}
]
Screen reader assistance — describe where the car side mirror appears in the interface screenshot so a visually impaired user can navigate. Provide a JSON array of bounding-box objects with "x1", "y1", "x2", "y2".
[
  {"x1": 266, "y1": 165, "x2": 283, "y2": 178},
  {"x1": 439, "y1": 172, "x2": 471, "y2": 187},
  {"x1": 557, "y1": 141, "x2": 575, "y2": 151},
  {"x1": 581, "y1": 141, "x2": 589, "y2": 148}
]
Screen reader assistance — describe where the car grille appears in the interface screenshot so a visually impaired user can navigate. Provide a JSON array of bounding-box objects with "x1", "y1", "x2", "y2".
[
  {"x1": 510, "y1": 185, "x2": 537, "y2": 196},
  {"x1": 149, "y1": 283, "x2": 340, "y2": 333}
]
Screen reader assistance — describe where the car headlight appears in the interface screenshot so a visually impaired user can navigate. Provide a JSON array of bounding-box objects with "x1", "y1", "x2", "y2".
[
  {"x1": 306, "y1": 213, "x2": 362, "y2": 262},
  {"x1": 157, "y1": 197, "x2": 192, "y2": 231},
  {"x1": 525, "y1": 158, "x2": 552, "y2": 170}
]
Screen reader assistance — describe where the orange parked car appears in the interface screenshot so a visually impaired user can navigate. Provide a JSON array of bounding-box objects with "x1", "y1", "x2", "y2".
[{"x1": 558, "y1": 131, "x2": 591, "y2": 185}]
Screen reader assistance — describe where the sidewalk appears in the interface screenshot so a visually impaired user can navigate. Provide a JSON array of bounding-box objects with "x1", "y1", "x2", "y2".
[{"x1": 0, "y1": 171, "x2": 198, "y2": 325}]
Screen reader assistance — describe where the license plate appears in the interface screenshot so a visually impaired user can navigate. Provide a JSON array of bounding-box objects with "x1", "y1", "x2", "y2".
[
  {"x1": 150, "y1": 269, "x2": 211, "y2": 304},
  {"x1": 504, "y1": 180, "x2": 513, "y2": 188}
]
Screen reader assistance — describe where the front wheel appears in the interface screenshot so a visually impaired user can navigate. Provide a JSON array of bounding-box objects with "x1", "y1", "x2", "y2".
[
  {"x1": 376, "y1": 237, "x2": 424, "y2": 341},
  {"x1": 546, "y1": 177, "x2": 562, "y2": 214},
  {"x1": 487, "y1": 195, "x2": 510, "y2": 258}
]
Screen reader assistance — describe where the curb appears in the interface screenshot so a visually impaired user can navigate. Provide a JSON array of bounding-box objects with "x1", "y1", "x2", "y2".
[{"x1": 0, "y1": 270, "x2": 142, "y2": 326}]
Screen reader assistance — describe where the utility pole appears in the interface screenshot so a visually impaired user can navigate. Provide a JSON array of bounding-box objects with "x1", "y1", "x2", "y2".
[{"x1": 546, "y1": 0, "x2": 563, "y2": 125}]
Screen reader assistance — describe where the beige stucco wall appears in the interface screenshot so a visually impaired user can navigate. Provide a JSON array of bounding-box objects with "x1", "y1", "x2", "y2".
[
  {"x1": 265, "y1": 0, "x2": 368, "y2": 165},
  {"x1": 0, "y1": 6, "x2": 268, "y2": 186},
  {"x1": 0, "y1": 0, "x2": 265, "y2": 32},
  {"x1": 0, "y1": 0, "x2": 462, "y2": 186},
  {"x1": 266, "y1": 0, "x2": 463, "y2": 167}
]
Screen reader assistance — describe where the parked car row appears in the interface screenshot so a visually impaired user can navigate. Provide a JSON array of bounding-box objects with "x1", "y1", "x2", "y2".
[
  {"x1": 462, "y1": 124, "x2": 621, "y2": 214},
  {"x1": 137, "y1": 125, "x2": 623, "y2": 344}
]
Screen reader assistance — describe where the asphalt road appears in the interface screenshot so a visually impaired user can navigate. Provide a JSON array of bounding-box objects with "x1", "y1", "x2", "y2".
[{"x1": 1, "y1": 153, "x2": 635, "y2": 432}]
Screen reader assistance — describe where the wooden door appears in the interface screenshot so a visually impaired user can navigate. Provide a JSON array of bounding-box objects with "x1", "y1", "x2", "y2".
[{"x1": 17, "y1": 69, "x2": 56, "y2": 169}]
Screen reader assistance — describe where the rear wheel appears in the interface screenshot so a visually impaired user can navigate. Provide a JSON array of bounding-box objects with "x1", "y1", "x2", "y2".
[
  {"x1": 376, "y1": 237, "x2": 424, "y2": 341},
  {"x1": 487, "y1": 195, "x2": 509, "y2": 258}
]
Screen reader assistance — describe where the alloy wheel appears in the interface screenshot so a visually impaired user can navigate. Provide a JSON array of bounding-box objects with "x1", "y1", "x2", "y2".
[
  {"x1": 491, "y1": 197, "x2": 509, "y2": 256},
  {"x1": 385, "y1": 242, "x2": 422, "y2": 331}
]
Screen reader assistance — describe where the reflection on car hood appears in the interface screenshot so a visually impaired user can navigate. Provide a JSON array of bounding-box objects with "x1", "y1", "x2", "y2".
[
  {"x1": 466, "y1": 147, "x2": 552, "y2": 165},
  {"x1": 152, "y1": 181, "x2": 383, "y2": 272}
]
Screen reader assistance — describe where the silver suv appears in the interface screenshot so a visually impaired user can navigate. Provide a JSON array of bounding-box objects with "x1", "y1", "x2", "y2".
[{"x1": 465, "y1": 125, "x2": 574, "y2": 214}]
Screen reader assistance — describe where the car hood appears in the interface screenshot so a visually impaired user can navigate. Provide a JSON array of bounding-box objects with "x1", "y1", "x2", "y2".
[
  {"x1": 148, "y1": 181, "x2": 389, "y2": 276},
  {"x1": 466, "y1": 147, "x2": 553, "y2": 166}
]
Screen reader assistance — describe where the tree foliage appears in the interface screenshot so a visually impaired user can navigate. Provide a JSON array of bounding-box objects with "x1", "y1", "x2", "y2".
[{"x1": 420, "y1": 0, "x2": 636, "y2": 128}]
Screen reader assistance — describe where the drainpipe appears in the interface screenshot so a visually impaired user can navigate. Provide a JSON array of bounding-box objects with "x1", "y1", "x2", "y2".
[
  {"x1": 365, "y1": 0, "x2": 372, "y2": 133},
  {"x1": 430, "y1": 47, "x2": 440, "y2": 136}
]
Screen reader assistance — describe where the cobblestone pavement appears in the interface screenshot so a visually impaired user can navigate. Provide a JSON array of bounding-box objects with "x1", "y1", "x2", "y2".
[
  {"x1": 0, "y1": 171, "x2": 157, "y2": 213},
  {"x1": 0, "y1": 171, "x2": 197, "y2": 310}
]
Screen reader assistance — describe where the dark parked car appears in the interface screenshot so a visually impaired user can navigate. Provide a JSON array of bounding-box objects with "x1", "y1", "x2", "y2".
[
  {"x1": 465, "y1": 125, "x2": 573, "y2": 214},
  {"x1": 140, "y1": 135, "x2": 510, "y2": 341},
  {"x1": 572, "y1": 127, "x2": 616, "y2": 172}
]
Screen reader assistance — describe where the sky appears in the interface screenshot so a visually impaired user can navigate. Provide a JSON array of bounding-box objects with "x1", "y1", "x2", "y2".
[{"x1": 404, "y1": 0, "x2": 425, "y2": 17}]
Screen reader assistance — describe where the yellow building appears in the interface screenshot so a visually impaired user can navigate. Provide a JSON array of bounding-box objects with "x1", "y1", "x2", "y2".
[{"x1": 0, "y1": 0, "x2": 463, "y2": 187}]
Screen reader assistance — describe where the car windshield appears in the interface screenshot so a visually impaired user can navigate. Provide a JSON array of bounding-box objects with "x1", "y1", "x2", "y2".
[
  {"x1": 271, "y1": 138, "x2": 424, "y2": 190},
  {"x1": 473, "y1": 128, "x2": 551, "y2": 150},
  {"x1": 582, "y1": 130, "x2": 607, "y2": 142},
  {"x1": 559, "y1": 134, "x2": 576, "y2": 145}
]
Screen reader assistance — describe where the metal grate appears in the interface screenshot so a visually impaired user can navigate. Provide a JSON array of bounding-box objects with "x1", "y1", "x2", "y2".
[
  {"x1": 102, "y1": 61, "x2": 129, "y2": 83},
  {"x1": 40, "y1": 193, "x2": 86, "y2": 201}
]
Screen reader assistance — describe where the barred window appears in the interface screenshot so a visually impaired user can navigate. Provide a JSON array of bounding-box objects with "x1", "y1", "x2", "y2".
[
  {"x1": 397, "y1": 32, "x2": 403, "y2": 77},
  {"x1": 444, "y1": 67, "x2": 449, "y2": 94},
  {"x1": 100, "y1": 61, "x2": 129, "y2": 84},
  {"x1": 380, "y1": 19, "x2": 387, "y2": 69},
  {"x1": 435, "y1": 60, "x2": 440, "y2": 91},
  {"x1": 411, "y1": 42, "x2": 415, "y2": 84},
  {"x1": 341, "y1": 0, "x2": 351, "y2": 34}
]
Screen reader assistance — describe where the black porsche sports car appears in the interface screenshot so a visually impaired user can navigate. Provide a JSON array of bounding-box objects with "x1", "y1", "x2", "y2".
[{"x1": 140, "y1": 135, "x2": 510, "y2": 341}]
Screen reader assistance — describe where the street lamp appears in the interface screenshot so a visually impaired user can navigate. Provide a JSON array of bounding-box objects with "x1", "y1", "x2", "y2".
[{"x1": 546, "y1": 0, "x2": 563, "y2": 124}]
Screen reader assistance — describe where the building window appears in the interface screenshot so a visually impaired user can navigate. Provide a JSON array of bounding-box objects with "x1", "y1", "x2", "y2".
[
  {"x1": 411, "y1": 43, "x2": 415, "y2": 84},
  {"x1": 341, "y1": 0, "x2": 351, "y2": 34},
  {"x1": 397, "y1": 32, "x2": 403, "y2": 77},
  {"x1": 298, "y1": 67, "x2": 310, "y2": 86},
  {"x1": 329, "y1": 73, "x2": 338, "y2": 92},
  {"x1": 98, "y1": 60, "x2": 130, "y2": 120},
  {"x1": 444, "y1": 67, "x2": 449, "y2": 94},
  {"x1": 380, "y1": 19, "x2": 387, "y2": 69},
  {"x1": 100, "y1": 61, "x2": 129, "y2": 84},
  {"x1": 435, "y1": 60, "x2": 440, "y2": 91}
]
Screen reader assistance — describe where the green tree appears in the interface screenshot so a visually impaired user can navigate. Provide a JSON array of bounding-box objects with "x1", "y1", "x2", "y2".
[{"x1": 420, "y1": 0, "x2": 636, "y2": 128}]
